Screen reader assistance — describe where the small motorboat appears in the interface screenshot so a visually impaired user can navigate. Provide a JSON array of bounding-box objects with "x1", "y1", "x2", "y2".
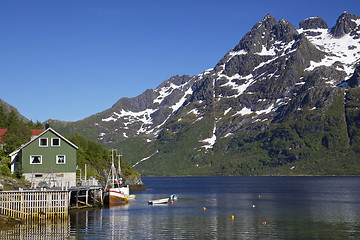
[
  {"x1": 148, "y1": 198, "x2": 170, "y2": 205},
  {"x1": 148, "y1": 194, "x2": 178, "y2": 205}
]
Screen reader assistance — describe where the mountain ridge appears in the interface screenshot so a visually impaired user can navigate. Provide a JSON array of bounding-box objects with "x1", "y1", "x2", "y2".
[{"x1": 47, "y1": 12, "x2": 360, "y2": 176}]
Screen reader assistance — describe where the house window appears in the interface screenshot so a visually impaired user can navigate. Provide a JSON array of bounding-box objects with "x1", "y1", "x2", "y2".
[
  {"x1": 30, "y1": 155, "x2": 42, "y2": 164},
  {"x1": 56, "y1": 155, "x2": 66, "y2": 164},
  {"x1": 51, "y1": 138, "x2": 60, "y2": 147},
  {"x1": 35, "y1": 174, "x2": 43, "y2": 178},
  {"x1": 39, "y1": 138, "x2": 48, "y2": 147}
]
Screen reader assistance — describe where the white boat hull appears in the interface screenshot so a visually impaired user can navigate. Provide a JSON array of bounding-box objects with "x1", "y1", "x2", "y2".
[{"x1": 148, "y1": 198, "x2": 170, "y2": 205}]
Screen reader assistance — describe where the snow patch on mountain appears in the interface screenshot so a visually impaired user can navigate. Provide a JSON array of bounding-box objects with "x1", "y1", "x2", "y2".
[
  {"x1": 188, "y1": 109, "x2": 200, "y2": 116},
  {"x1": 301, "y1": 28, "x2": 360, "y2": 77},
  {"x1": 219, "y1": 76, "x2": 256, "y2": 98},
  {"x1": 102, "y1": 109, "x2": 157, "y2": 125},
  {"x1": 200, "y1": 124, "x2": 217, "y2": 149},
  {"x1": 132, "y1": 150, "x2": 159, "y2": 168},
  {"x1": 234, "y1": 107, "x2": 253, "y2": 116},
  {"x1": 99, "y1": 132, "x2": 106, "y2": 140},
  {"x1": 153, "y1": 83, "x2": 179, "y2": 104},
  {"x1": 171, "y1": 87, "x2": 193, "y2": 112},
  {"x1": 255, "y1": 40, "x2": 296, "y2": 57},
  {"x1": 256, "y1": 104, "x2": 275, "y2": 115},
  {"x1": 217, "y1": 38, "x2": 299, "y2": 99},
  {"x1": 224, "y1": 107, "x2": 232, "y2": 116}
]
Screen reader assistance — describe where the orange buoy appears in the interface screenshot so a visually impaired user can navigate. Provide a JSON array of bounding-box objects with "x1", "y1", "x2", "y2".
[
  {"x1": 231, "y1": 215, "x2": 235, "y2": 220},
  {"x1": 203, "y1": 207, "x2": 206, "y2": 211},
  {"x1": 263, "y1": 221, "x2": 267, "y2": 225}
]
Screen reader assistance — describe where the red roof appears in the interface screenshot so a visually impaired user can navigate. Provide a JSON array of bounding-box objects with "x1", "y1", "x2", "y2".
[
  {"x1": 0, "y1": 129, "x2": 45, "y2": 143},
  {"x1": 0, "y1": 129, "x2": 7, "y2": 143},
  {"x1": 0, "y1": 129, "x2": 6, "y2": 136},
  {"x1": 31, "y1": 129, "x2": 45, "y2": 136}
]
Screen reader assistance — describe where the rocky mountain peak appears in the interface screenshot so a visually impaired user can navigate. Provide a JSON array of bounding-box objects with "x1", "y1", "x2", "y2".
[
  {"x1": 232, "y1": 14, "x2": 277, "y2": 53},
  {"x1": 232, "y1": 14, "x2": 298, "y2": 55},
  {"x1": 259, "y1": 13, "x2": 278, "y2": 27},
  {"x1": 273, "y1": 19, "x2": 298, "y2": 41},
  {"x1": 299, "y1": 17, "x2": 328, "y2": 30},
  {"x1": 330, "y1": 11, "x2": 360, "y2": 38}
]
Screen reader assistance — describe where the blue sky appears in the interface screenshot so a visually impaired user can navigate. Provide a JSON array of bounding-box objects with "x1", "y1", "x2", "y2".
[{"x1": 0, "y1": 0, "x2": 359, "y2": 122}]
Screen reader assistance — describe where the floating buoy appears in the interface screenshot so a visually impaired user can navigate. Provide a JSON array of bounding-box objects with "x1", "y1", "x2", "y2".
[
  {"x1": 258, "y1": 195, "x2": 261, "y2": 199},
  {"x1": 231, "y1": 215, "x2": 235, "y2": 220},
  {"x1": 262, "y1": 221, "x2": 267, "y2": 225},
  {"x1": 171, "y1": 201, "x2": 174, "y2": 204},
  {"x1": 252, "y1": 204, "x2": 256, "y2": 208},
  {"x1": 203, "y1": 207, "x2": 206, "y2": 211}
]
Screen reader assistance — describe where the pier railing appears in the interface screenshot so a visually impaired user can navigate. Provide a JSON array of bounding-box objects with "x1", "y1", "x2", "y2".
[{"x1": 0, "y1": 189, "x2": 69, "y2": 220}]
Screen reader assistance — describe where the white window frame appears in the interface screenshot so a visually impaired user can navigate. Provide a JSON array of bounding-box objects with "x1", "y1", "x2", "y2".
[
  {"x1": 39, "y1": 138, "x2": 48, "y2": 147},
  {"x1": 56, "y1": 155, "x2": 66, "y2": 164},
  {"x1": 51, "y1": 138, "x2": 61, "y2": 147},
  {"x1": 30, "y1": 155, "x2": 42, "y2": 165}
]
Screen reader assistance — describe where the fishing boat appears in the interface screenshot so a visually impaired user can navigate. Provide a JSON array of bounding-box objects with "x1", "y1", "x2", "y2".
[{"x1": 104, "y1": 149, "x2": 130, "y2": 206}]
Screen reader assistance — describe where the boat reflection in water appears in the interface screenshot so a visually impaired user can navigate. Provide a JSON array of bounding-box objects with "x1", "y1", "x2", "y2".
[{"x1": 103, "y1": 149, "x2": 130, "y2": 206}]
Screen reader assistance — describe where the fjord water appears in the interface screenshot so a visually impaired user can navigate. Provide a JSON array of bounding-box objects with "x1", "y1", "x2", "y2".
[{"x1": 2, "y1": 176, "x2": 360, "y2": 239}]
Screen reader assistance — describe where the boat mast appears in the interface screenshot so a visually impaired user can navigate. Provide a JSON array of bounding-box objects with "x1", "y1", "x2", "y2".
[
  {"x1": 118, "y1": 149, "x2": 122, "y2": 178},
  {"x1": 105, "y1": 149, "x2": 120, "y2": 189},
  {"x1": 111, "y1": 149, "x2": 119, "y2": 186},
  {"x1": 111, "y1": 149, "x2": 115, "y2": 184}
]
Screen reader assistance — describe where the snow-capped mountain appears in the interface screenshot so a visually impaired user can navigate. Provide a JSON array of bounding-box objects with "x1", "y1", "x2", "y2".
[{"x1": 49, "y1": 12, "x2": 360, "y2": 176}]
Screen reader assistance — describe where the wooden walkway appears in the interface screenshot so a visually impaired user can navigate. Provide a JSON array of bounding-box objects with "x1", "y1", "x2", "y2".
[
  {"x1": 0, "y1": 189, "x2": 69, "y2": 220},
  {"x1": 0, "y1": 185, "x2": 103, "y2": 220}
]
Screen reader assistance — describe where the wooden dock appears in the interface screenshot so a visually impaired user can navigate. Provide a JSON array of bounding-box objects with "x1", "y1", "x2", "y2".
[
  {"x1": 0, "y1": 189, "x2": 69, "y2": 220},
  {"x1": 0, "y1": 185, "x2": 103, "y2": 220}
]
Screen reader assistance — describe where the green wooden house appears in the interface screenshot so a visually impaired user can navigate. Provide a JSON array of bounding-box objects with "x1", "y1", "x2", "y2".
[{"x1": 10, "y1": 128, "x2": 78, "y2": 187}]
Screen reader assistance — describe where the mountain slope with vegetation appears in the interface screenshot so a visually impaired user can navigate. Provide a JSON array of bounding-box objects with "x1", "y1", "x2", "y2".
[
  {"x1": 0, "y1": 104, "x2": 144, "y2": 189},
  {"x1": 48, "y1": 12, "x2": 360, "y2": 176}
]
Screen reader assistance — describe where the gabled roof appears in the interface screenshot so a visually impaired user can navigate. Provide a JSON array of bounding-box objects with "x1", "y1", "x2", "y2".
[
  {"x1": 9, "y1": 127, "x2": 78, "y2": 156},
  {"x1": 31, "y1": 127, "x2": 79, "y2": 150}
]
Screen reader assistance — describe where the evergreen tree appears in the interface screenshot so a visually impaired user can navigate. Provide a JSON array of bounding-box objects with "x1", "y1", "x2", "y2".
[
  {"x1": 27, "y1": 120, "x2": 43, "y2": 129},
  {"x1": 3, "y1": 109, "x2": 32, "y2": 154},
  {"x1": 0, "y1": 104, "x2": 7, "y2": 128}
]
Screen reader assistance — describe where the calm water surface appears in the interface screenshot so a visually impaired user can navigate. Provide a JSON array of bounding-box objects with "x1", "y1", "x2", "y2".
[{"x1": 1, "y1": 176, "x2": 360, "y2": 239}]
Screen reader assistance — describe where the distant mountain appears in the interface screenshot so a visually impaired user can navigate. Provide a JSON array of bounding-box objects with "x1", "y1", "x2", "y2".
[
  {"x1": 0, "y1": 98, "x2": 28, "y2": 122},
  {"x1": 49, "y1": 12, "x2": 360, "y2": 176}
]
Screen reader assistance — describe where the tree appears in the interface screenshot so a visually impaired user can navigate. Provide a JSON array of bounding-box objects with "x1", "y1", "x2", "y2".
[
  {"x1": 0, "y1": 104, "x2": 7, "y2": 128},
  {"x1": 3, "y1": 109, "x2": 32, "y2": 154},
  {"x1": 27, "y1": 120, "x2": 43, "y2": 129}
]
